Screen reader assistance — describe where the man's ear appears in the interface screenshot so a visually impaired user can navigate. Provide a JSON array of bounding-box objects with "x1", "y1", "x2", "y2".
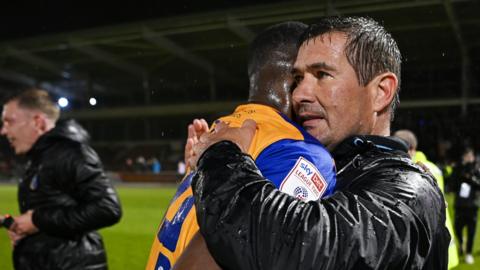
[
  {"x1": 33, "y1": 113, "x2": 47, "y2": 132},
  {"x1": 370, "y1": 72, "x2": 398, "y2": 113}
]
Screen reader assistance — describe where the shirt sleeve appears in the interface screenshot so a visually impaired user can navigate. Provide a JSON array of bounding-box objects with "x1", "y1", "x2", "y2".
[{"x1": 255, "y1": 139, "x2": 336, "y2": 200}]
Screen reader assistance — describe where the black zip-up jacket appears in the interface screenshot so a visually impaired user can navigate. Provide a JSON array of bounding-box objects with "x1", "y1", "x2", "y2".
[
  {"x1": 14, "y1": 119, "x2": 122, "y2": 270},
  {"x1": 452, "y1": 162, "x2": 480, "y2": 208},
  {"x1": 192, "y1": 136, "x2": 450, "y2": 270}
]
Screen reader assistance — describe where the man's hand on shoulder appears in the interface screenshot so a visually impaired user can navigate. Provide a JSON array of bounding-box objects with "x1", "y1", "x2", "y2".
[{"x1": 188, "y1": 119, "x2": 257, "y2": 168}]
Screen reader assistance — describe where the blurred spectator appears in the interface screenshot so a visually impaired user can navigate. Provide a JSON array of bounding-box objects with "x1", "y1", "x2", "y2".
[
  {"x1": 134, "y1": 155, "x2": 147, "y2": 172},
  {"x1": 0, "y1": 89, "x2": 122, "y2": 270},
  {"x1": 149, "y1": 157, "x2": 161, "y2": 174},
  {"x1": 177, "y1": 160, "x2": 186, "y2": 175},
  {"x1": 394, "y1": 129, "x2": 459, "y2": 268},
  {"x1": 452, "y1": 147, "x2": 480, "y2": 264},
  {"x1": 443, "y1": 159, "x2": 456, "y2": 193},
  {"x1": 124, "y1": 157, "x2": 134, "y2": 171}
]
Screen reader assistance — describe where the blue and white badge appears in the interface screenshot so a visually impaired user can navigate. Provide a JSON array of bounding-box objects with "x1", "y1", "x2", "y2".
[{"x1": 293, "y1": 186, "x2": 309, "y2": 200}]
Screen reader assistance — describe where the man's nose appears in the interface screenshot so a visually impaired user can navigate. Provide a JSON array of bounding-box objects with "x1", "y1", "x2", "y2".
[{"x1": 292, "y1": 74, "x2": 315, "y2": 104}]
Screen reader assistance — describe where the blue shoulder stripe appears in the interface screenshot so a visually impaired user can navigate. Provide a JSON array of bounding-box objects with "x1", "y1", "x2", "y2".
[{"x1": 256, "y1": 138, "x2": 336, "y2": 197}]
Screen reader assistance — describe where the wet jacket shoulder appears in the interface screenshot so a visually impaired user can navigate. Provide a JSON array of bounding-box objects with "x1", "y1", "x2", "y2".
[
  {"x1": 192, "y1": 136, "x2": 450, "y2": 270},
  {"x1": 24, "y1": 119, "x2": 122, "y2": 234},
  {"x1": 15, "y1": 119, "x2": 121, "y2": 270}
]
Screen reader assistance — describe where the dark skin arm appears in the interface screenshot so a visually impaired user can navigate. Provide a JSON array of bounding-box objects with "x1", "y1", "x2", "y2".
[{"x1": 172, "y1": 232, "x2": 221, "y2": 270}]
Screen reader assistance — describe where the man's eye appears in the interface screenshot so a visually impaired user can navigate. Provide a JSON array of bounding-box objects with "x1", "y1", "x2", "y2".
[{"x1": 316, "y1": 71, "x2": 332, "y2": 79}]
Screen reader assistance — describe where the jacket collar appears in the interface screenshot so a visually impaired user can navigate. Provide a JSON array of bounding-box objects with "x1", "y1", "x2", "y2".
[
  {"x1": 332, "y1": 135, "x2": 409, "y2": 171},
  {"x1": 27, "y1": 119, "x2": 90, "y2": 158}
]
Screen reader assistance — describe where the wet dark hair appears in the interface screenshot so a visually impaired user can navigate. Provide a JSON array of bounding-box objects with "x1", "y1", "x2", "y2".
[
  {"x1": 7, "y1": 88, "x2": 60, "y2": 122},
  {"x1": 247, "y1": 21, "x2": 308, "y2": 83},
  {"x1": 300, "y1": 16, "x2": 402, "y2": 120}
]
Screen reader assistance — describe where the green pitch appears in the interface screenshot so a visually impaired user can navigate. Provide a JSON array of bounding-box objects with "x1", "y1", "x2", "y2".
[{"x1": 1, "y1": 184, "x2": 480, "y2": 270}]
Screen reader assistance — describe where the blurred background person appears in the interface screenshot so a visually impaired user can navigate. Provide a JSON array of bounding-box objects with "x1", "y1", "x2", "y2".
[
  {"x1": 394, "y1": 129, "x2": 459, "y2": 269},
  {"x1": 176, "y1": 160, "x2": 186, "y2": 175},
  {"x1": 149, "y1": 157, "x2": 161, "y2": 174},
  {"x1": 452, "y1": 146, "x2": 480, "y2": 264},
  {"x1": 124, "y1": 157, "x2": 134, "y2": 171},
  {"x1": 1, "y1": 89, "x2": 122, "y2": 270},
  {"x1": 134, "y1": 155, "x2": 148, "y2": 172}
]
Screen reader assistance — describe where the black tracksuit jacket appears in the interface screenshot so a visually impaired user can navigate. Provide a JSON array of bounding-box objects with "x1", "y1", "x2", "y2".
[
  {"x1": 192, "y1": 136, "x2": 450, "y2": 270},
  {"x1": 13, "y1": 119, "x2": 122, "y2": 270}
]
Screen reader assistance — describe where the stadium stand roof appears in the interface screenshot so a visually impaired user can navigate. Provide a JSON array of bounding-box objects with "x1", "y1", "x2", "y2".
[{"x1": 0, "y1": 0, "x2": 479, "y2": 148}]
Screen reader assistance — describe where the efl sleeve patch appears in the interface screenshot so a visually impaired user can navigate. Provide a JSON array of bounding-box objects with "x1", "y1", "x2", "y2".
[{"x1": 279, "y1": 156, "x2": 327, "y2": 201}]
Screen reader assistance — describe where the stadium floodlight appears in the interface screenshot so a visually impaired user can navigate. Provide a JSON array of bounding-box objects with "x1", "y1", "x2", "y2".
[
  {"x1": 89, "y1": 97, "x2": 97, "y2": 106},
  {"x1": 58, "y1": 97, "x2": 69, "y2": 108}
]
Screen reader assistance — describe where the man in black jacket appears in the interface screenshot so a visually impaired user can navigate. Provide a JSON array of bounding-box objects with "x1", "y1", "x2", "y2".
[
  {"x1": 188, "y1": 17, "x2": 450, "y2": 269},
  {"x1": 452, "y1": 147, "x2": 480, "y2": 264},
  {"x1": 1, "y1": 89, "x2": 122, "y2": 270}
]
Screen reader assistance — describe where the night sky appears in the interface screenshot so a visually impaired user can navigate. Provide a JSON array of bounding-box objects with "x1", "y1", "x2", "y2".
[{"x1": 0, "y1": 0, "x2": 293, "y2": 41}]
